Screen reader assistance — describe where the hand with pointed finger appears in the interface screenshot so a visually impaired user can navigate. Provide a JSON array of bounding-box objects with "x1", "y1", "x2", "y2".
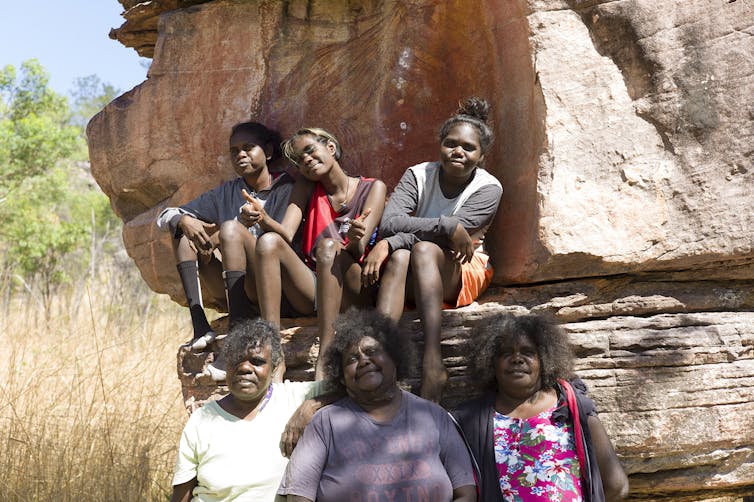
[
  {"x1": 238, "y1": 204, "x2": 261, "y2": 227},
  {"x1": 346, "y1": 207, "x2": 371, "y2": 243},
  {"x1": 238, "y1": 188, "x2": 266, "y2": 227}
]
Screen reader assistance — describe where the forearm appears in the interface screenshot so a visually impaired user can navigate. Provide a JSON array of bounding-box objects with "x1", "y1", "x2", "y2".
[
  {"x1": 380, "y1": 199, "x2": 457, "y2": 244},
  {"x1": 381, "y1": 213, "x2": 449, "y2": 239},
  {"x1": 588, "y1": 415, "x2": 629, "y2": 501},
  {"x1": 259, "y1": 216, "x2": 294, "y2": 244},
  {"x1": 346, "y1": 235, "x2": 367, "y2": 259},
  {"x1": 451, "y1": 485, "x2": 477, "y2": 501},
  {"x1": 294, "y1": 391, "x2": 344, "y2": 423},
  {"x1": 170, "y1": 478, "x2": 197, "y2": 502},
  {"x1": 157, "y1": 207, "x2": 190, "y2": 237},
  {"x1": 346, "y1": 180, "x2": 386, "y2": 259},
  {"x1": 272, "y1": 184, "x2": 308, "y2": 245},
  {"x1": 382, "y1": 230, "x2": 429, "y2": 251},
  {"x1": 280, "y1": 390, "x2": 345, "y2": 457}
]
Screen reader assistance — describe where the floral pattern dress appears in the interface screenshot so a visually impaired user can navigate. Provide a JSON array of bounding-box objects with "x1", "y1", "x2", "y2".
[{"x1": 493, "y1": 406, "x2": 583, "y2": 501}]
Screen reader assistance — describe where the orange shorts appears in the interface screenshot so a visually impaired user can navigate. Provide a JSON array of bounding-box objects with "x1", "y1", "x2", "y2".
[{"x1": 449, "y1": 252, "x2": 493, "y2": 308}]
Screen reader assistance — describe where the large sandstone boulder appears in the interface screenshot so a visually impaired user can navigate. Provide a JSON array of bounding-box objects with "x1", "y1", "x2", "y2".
[
  {"x1": 96, "y1": 0, "x2": 754, "y2": 296},
  {"x1": 90, "y1": 0, "x2": 754, "y2": 499},
  {"x1": 521, "y1": 0, "x2": 754, "y2": 283},
  {"x1": 94, "y1": 0, "x2": 540, "y2": 305}
]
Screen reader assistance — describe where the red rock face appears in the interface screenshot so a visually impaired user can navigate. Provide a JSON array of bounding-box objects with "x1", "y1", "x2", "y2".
[
  {"x1": 95, "y1": 2, "x2": 754, "y2": 498},
  {"x1": 261, "y1": 0, "x2": 543, "y2": 282},
  {"x1": 90, "y1": 0, "x2": 541, "y2": 302},
  {"x1": 92, "y1": 0, "x2": 754, "y2": 301}
]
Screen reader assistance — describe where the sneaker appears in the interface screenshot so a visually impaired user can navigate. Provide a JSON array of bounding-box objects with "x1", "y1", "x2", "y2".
[
  {"x1": 189, "y1": 331, "x2": 217, "y2": 352},
  {"x1": 206, "y1": 358, "x2": 227, "y2": 382}
]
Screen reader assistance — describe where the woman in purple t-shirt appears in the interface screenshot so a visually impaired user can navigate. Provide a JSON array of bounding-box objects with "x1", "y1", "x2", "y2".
[{"x1": 278, "y1": 308, "x2": 476, "y2": 502}]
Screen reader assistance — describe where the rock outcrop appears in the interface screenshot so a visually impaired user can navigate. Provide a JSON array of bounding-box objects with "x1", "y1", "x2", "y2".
[
  {"x1": 98, "y1": 0, "x2": 753, "y2": 294},
  {"x1": 91, "y1": 0, "x2": 754, "y2": 499},
  {"x1": 520, "y1": 0, "x2": 753, "y2": 284},
  {"x1": 178, "y1": 282, "x2": 754, "y2": 501}
]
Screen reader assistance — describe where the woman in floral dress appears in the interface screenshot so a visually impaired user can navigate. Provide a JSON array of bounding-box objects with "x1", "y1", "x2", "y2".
[{"x1": 452, "y1": 314, "x2": 629, "y2": 501}]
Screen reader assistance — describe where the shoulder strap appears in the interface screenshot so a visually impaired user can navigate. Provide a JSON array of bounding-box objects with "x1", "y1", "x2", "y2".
[
  {"x1": 447, "y1": 411, "x2": 481, "y2": 500},
  {"x1": 558, "y1": 379, "x2": 587, "y2": 481}
]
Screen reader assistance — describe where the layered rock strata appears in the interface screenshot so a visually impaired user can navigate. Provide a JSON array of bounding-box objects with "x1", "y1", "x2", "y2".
[
  {"x1": 178, "y1": 282, "x2": 754, "y2": 501},
  {"x1": 92, "y1": 0, "x2": 754, "y2": 499}
]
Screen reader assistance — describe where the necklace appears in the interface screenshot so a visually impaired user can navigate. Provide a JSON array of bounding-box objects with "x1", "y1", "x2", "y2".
[{"x1": 328, "y1": 177, "x2": 353, "y2": 210}]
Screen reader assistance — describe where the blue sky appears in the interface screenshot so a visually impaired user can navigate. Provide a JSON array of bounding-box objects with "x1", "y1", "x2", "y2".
[{"x1": 0, "y1": 0, "x2": 149, "y2": 98}]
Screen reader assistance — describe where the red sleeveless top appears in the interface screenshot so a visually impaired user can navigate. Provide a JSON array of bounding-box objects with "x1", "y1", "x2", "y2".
[{"x1": 301, "y1": 177, "x2": 377, "y2": 270}]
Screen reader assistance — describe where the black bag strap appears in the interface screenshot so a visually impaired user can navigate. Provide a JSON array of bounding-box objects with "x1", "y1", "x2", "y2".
[{"x1": 448, "y1": 411, "x2": 481, "y2": 500}]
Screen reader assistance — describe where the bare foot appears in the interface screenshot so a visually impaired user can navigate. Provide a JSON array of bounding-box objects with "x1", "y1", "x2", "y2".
[{"x1": 420, "y1": 362, "x2": 448, "y2": 403}]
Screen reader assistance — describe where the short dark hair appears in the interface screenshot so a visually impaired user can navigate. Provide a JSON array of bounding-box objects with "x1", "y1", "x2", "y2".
[
  {"x1": 322, "y1": 308, "x2": 414, "y2": 389},
  {"x1": 220, "y1": 318, "x2": 284, "y2": 369},
  {"x1": 469, "y1": 313, "x2": 574, "y2": 391},
  {"x1": 439, "y1": 96, "x2": 494, "y2": 154},
  {"x1": 230, "y1": 121, "x2": 283, "y2": 162}
]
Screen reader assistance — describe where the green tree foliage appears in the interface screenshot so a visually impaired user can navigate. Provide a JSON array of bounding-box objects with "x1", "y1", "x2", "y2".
[
  {"x1": 70, "y1": 74, "x2": 120, "y2": 131},
  {"x1": 3, "y1": 167, "x2": 88, "y2": 308},
  {"x1": 0, "y1": 59, "x2": 121, "y2": 314},
  {"x1": 0, "y1": 60, "x2": 79, "y2": 199},
  {"x1": 68, "y1": 74, "x2": 121, "y2": 160}
]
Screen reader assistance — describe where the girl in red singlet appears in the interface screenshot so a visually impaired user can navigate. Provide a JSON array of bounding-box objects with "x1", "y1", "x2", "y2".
[{"x1": 254, "y1": 128, "x2": 386, "y2": 378}]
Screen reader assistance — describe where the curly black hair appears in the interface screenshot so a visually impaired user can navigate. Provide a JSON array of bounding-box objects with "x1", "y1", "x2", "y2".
[
  {"x1": 469, "y1": 313, "x2": 574, "y2": 392},
  {"x1": 438, "y1": 96, "x2": 494, "y2": 154},
  {"x1": 220, "y1": 318, "x2": 284, "y2": 370},
  {"x1": 322, "y1": 308, "x2": 414, "y2": 389}
]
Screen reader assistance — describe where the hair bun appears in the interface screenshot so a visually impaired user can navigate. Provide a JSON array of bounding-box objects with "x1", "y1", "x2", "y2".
[{"x1": 456, "y1": 97, "x2": 490, "y2": 123}]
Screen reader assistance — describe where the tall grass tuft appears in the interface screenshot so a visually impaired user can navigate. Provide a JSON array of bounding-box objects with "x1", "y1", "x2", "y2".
[{"x1": 0, "y1": 278, "x2": 190, "y2": 501}]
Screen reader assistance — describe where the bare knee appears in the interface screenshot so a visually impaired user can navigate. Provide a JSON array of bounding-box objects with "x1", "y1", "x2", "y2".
[
  {"x1": 382, "y1": 248, "x2": 411, "y2": 281},
  {"x1": 219, "y1": 220, "x2": 246, "y2": 245},
  {"x1": 255, "y1": 232, "x2": 286, "y2": 258},
  {"x1": 314, "y1": 238, "x2": 342, "y2": 266},
  {"x1": 389, "y1": 248, "x2": 411, "y2": 270},
  {"x1": 220, "y1": 220, "x2": 254, "y2": 258},
  {"x1": 410, "y1": 241, "x2": 442, "y2": 267}
]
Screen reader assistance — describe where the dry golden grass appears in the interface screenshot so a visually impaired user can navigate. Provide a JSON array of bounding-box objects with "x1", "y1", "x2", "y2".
[{"x1": 0, "y1": 284, "x2": 192, "y2": 501}]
